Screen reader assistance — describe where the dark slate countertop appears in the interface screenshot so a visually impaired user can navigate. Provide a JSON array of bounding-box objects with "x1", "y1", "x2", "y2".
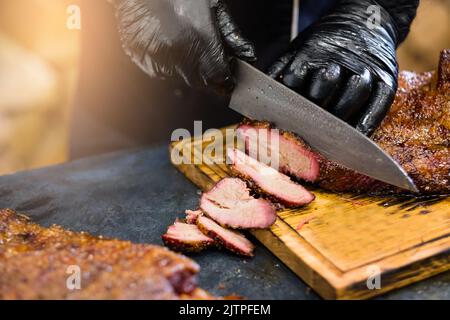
[{"x1": 0, "y1": 146, "x2": 448, "y2": 300}]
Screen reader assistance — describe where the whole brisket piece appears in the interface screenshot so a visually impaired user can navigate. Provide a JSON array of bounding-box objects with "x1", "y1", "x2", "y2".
[
  {"x1": 200, "y1": 178, "x2": 277, "y2": 229},
  {"x1": 227, "y1": 148, "x2": 315, "y2": 207},
  {"x1": 0, "y1": 209, "x2": 212, "y2": 300},
  {"x1": 238, "y1": 50, "x2": 450, "y2": 194},
  {"x1": 162, "y1": 221, "x2": 215, "y2": 253}
]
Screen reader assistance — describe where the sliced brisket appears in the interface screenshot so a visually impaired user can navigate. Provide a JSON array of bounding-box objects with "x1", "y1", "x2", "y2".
[
  {"x1": 227, "y1": 148, "x2": 315, "y2": 207},
  {"x1": 197, "y1": 216, "x2": 255, "y2": 257},
  {"x1": 185, "y1": 209, "x2": 202, "y2": 224},
  {"x1": 237, "y1": 121, "x2": 320, "y2": 182},
  {"x1": 200, "y1": 178, "x2": 277, "y2": 229},
  {"x1": 164, "y1": 210, "x2": 255, "y2": 257},
  {"x1": 162, "y1": 221, "x2": 215, "y2": 253}
]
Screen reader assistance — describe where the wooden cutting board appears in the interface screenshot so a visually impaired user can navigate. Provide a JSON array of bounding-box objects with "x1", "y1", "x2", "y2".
[{"x1": 170, "y1": 126, "x2": 450, "y2": 299}]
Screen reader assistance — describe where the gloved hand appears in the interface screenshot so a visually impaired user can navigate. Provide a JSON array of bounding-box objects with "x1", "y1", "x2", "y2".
[
  {"x1": 268, "y1": 0, "x2": 418, "y2": 135},
  {"x1": 110, "y1": 0, "x2": 256, "y2": 94}
]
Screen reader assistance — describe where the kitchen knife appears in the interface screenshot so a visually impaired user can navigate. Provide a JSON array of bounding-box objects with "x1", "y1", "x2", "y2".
[{"x1": 229, "y1": 59, "x2": 419, "y2": 192}]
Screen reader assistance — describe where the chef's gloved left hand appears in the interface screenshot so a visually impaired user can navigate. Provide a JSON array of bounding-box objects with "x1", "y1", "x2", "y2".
[
  {"x1": 110, "y1": 0, "x2": 256, "y2": 95},
  {"x1": 268, "y1": 0, "x2": 418, "y2": 135}
]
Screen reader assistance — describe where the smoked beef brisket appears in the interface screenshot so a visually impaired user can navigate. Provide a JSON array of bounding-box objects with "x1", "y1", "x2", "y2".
[
  {"x1": 238, "y1": 50, "x2": 450, "y2": 194},
  {"x1": 227, "y1": 148, "x2": 315, "y2": 207},
  {"x1": 197, "y1": 215, "x2": 255, "y2": 257},
  {"x1": 0, "y1": 209, "x2": 212, "y2": 300},
  {"x1": 162, "y1": 221, "x2": 215, "y2": 253},
  {"x1": 163, "y1": 208, "x2": 255, "y2": 257},
  {"x1": 200, "y1": 178, "x2": 277, "y2": 229}
]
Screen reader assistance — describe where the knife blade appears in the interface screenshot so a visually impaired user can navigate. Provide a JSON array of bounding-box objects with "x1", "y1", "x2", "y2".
[{"x1": 229, "y1": 59, "x2": 418, "y2": 192}]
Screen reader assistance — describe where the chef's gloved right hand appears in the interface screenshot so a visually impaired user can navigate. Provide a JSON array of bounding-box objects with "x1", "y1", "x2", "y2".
[
  {"x1": 110, "y1": 0, "x2": 256, "y2": 95},
  {"x1": 268, "y1": 0, "x2": 419, "y2": 136}
]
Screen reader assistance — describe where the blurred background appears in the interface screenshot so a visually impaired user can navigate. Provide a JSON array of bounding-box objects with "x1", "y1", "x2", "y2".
[{"x1": 0, "y1": 0, "x2": 449, "y2": 176}]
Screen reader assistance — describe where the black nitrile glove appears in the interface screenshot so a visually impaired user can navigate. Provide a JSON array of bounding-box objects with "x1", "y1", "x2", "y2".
[
  {"x1": 111, "y1": 0, "x2": 256, "y2": 94},
  {"x1": 268, "y1": 0, "x2": 419, "y2": 135}
]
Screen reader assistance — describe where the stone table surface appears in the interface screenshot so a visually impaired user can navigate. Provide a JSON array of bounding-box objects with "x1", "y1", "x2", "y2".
[{"x1": 0, "y1": 146, "x2": 448, "y2": 300}]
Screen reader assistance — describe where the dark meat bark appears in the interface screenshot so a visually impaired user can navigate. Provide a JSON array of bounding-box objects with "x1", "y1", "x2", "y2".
[
  {"x1": 197, "y1": 215, "x2": 255, "y2": 257},
  {"x1": 200, "y1": 178, "x2": 277, "y2": 229},
  {"x1": 162, "y1": 221, "x2": 215, "y2": 253},
  {"x1": 0, "y1": 209, "x2": 213, "y2": 300},
  {"x1": 239, "y1": 50, "x2": 450, "y2": 194},
  {"x1": 227, "y1": 148, "x2": 315, "y2": 207}
]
